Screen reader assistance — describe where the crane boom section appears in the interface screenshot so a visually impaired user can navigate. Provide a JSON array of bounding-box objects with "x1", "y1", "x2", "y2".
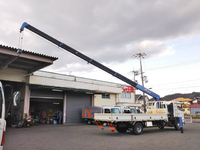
[{"x1": 20, "y1": 22, "x2": 160, "y2": 101}]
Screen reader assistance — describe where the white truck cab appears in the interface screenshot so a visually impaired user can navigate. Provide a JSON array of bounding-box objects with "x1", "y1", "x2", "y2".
[
  {"x1": 0, "y1": 82, "x2": 21, "y2": 149},
  {"x1": 0, "y1": 82, "x2": 6, "y2": 150}
]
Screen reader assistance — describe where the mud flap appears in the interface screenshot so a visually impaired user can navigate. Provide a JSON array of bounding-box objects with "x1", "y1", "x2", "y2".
[{"x1": 179, "y1": 117, "x2": 183, "y2": 133}]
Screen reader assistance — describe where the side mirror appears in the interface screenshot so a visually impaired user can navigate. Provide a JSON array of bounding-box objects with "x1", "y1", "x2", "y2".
[{"x1": 13, "y1": 91, "x2": 20, "y2": 107}]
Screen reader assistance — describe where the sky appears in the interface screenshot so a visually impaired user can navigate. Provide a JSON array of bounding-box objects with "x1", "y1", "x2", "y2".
[{"x1": 1, "y1": 0, "x2": 200, "y2": 97}]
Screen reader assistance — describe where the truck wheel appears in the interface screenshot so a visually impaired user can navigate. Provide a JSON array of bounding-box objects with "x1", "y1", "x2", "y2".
[
  {"x1": 16, "y1": 119, "x2": 24, "y2": 128},
  {"x1": 87, "y1": 120, "x2": 92, "y2": 125},
  {"x1": 132, "y1": 123, "x2": 143, "y2": 135},
  {"x1": 116, "y1": 128, "x2": 127, "y2": 133},
  {"x1": 158, "y1": 125, "x2": 164, "y2": 129},
  {"x1": 175, "y1": 122, "x2": 181, "y2": 130}
]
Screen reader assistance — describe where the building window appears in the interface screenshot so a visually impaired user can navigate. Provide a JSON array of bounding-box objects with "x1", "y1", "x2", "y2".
[
  {"x1": 102, "y1": 93, "x2": 110, "y2": 99},
  {"x1": 195, "y1": 112, "x2": 200, "y2": 115},
  {"x1": 121, "y1": 92, "x2": 131, "y2": 99}
]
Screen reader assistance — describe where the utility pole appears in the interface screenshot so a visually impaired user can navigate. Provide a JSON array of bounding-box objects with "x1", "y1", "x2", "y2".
[
  {"x1": 131, "y1": 69, "x2": 138, "y2": 103},
  {"x1": 133, "y1": 52, "x2": 147, "y2": 112}
]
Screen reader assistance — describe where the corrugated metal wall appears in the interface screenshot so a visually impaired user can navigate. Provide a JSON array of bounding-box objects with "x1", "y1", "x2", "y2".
[
  {"x1": 65, "y1": 92, "x2": 91, "y2": 124},
  {"x1": 190, "y1": 108, "x2": 200, "y2": 115},
  {"x1": 30, "y1": 89, "x2": 63, "y2": 99}
]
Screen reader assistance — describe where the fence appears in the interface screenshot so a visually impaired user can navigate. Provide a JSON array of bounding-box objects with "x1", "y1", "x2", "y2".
[{"x1": 184, "y1": 116, "x2": 193, "y2": 123}]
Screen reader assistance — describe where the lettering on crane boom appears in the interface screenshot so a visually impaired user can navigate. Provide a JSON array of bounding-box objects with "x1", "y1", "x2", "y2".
[{"x1": 144, "y1": 88, "x2": 151, "y2": 94}]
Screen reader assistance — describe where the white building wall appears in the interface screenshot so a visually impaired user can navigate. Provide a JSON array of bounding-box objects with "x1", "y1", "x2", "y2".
[
  {"x1": 120, "y1": 92, "x2": 135, "y2": 103},
  {"x1": 29, "y1": 71, "x2": 139, "y2": 107},
  {"x1": 94, "y1": 94, "x2": 117, "y2": 107},
  {"x1": 29, "y1": 71, "x2": 122, "y2": 94},
  {"x1": 0, "y1": 68, "x2": 27, "y2": 82}
]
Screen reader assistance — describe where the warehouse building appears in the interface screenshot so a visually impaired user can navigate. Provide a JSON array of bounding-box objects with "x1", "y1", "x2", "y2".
[{"x1": 0, "y1": 45, "x2": 138, "y2": 125}]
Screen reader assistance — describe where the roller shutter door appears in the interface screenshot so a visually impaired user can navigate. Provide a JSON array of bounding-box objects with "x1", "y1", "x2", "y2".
[{"x1": 66, "y1": 92, "x2": 91, "y2": 124}]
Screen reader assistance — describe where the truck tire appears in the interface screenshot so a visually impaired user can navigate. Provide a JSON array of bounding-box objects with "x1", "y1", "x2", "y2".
[
  {"x1": 132, "y1": 123, "x2": 143, "y2": 135},
  {"x1": 158, "y1": 121, "x2": 165, "y2": 129},
  {"x1": 158, "y1": 124, "x2": 164, "y2": 129},
  {"x1": 87, "y1": 120, "x2": 92, "y2": 125},
  {"x1": 116, "y1": 127, "x2": 127, "y2": 133},
  {"x1": 16, "y1": 119, "x2": 24, "y2": 128},
  {"x1": 175, "y1": 122, "x2": 181, "y2": 130},
  {"x1": 158, "y1": 126, "x2": 164, "y2": 129}
]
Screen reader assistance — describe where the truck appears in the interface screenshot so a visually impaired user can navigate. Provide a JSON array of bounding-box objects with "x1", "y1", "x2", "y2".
[
  {"x1": 0, "y1": 81, "x2": 22, "y2": 149},
  {"x1": 82, "y1": 105, "x2": 138, "y2": 124},
  {"x1": 95, "y1": 101, "x2": 184, "y2": 135},
  {"x1": 19, "y1": 22, "x2": 184, "y2": 135},
  {"x1": 0, "y1": 82, "x2": 6, "y2": 150},
  {"x1": 82, "y1": 106, "x2": 102, "y2": 125}
]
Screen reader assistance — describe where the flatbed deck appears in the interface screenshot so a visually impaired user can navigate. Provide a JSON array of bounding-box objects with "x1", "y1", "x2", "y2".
[{"x1": 94, "y1": 113, "x2": 168, "y2": 122}]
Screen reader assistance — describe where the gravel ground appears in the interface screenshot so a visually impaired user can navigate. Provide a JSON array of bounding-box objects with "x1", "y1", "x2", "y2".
[{"x1": 4, "y1": 122, "x2": 200, "y2": 150}]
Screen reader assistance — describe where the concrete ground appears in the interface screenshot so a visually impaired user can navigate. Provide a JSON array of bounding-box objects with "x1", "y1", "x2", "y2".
[
  {"x1": 192, "y1": 119, "x2": 200, "y2": 123},
  {"x1": 4, "y1": 121, "x2": 200, "y2": 150}
]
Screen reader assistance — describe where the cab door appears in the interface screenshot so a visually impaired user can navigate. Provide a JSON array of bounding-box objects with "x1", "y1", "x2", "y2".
[{"x1": 0, "y1": 82, "x2": 6, "y2": 149}]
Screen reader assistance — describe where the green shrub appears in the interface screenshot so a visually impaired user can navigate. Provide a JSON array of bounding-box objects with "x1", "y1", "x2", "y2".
[{"x1": 192, "y1": 115, "x2": 200, "y2": 119}]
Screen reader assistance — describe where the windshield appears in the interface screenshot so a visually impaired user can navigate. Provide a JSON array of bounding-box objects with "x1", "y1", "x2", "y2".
[
  {"x1": 111, "y1": 108, "x2": 120, "y2": 113},
  {"x1": 131, "y1": 109, "x2": 138, "y2": 113},
  {"x1": 177, "y1": 103, "x2": 184, "y2": 111}
]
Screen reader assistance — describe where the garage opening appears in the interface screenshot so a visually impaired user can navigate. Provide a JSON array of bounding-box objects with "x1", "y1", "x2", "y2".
[
  {"x1": 30, "y1": 88, "x2": 63, "y2": 125},
  {"x1": 30, "y1": 98, "x2": 63, "y2": 124}
]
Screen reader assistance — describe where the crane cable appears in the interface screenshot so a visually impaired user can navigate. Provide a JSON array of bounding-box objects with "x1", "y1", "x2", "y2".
[{"x1": 17, "y1": 31, "x2": 24, "y2": 56}]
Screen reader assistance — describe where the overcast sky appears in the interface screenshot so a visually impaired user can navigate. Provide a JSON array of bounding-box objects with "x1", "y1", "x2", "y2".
[{"x1": 1, "y1": 0, "x2": 200, "y2": 97}]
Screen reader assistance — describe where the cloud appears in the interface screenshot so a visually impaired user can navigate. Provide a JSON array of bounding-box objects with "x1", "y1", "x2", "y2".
[
  {"x1": 0, "y1": 0, "x2": 200, "y2": 74},
  {"x1": 133, "y1": 40, "x2": 175, "y2": 58}
]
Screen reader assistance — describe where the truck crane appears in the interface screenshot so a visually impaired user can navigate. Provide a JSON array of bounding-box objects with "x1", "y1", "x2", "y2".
[
  {"x1": 19, "y1": 22, "x2": 184, "y2": 135},
  {"x1": 20, "y1": 22, "x2": 160, "y2": 101}
]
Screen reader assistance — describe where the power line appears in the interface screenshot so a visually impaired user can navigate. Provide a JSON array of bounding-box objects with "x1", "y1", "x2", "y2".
[
  {"x1": 145, "y1": 59, "x2": 200, "y2": 71},
  {"x1": 149, "y1": 78, "x2": 200, "y2": 87},
  {"x1": 174, "y1": 40, "x2": 200, "y2": 50},
  {"x1": 153, "y1": 85, "x2": 200, "y2": 91}
]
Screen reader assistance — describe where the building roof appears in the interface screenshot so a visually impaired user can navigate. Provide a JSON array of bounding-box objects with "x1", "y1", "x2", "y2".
[
  {"x1": 0, "y1": 44, "x2": 58, "y2": 73},
  {"x1": 190, "y1": 104, "x2": 200, "y2": 108},
  {"x1": 171, "y1": 98, "x2": 192, "y2": 102}
]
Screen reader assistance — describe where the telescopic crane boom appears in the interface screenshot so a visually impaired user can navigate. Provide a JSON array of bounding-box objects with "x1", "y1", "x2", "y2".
[{"x1": 20, "y1": 22, "x2": 160, "y2": 101}]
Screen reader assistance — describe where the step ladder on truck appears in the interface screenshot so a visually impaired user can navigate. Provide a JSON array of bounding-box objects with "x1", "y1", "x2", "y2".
[{"x1": 19, "y1": 22, "x2": 185, "y2": 135}]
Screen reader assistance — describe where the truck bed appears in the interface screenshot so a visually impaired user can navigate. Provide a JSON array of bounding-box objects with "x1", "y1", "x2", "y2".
[{"x1": 94, "y1": 113, "x2": 168, "y2": 122}]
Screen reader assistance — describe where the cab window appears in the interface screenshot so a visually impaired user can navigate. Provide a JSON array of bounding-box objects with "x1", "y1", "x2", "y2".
[
  {"x1": 124, "y1": 109, "x2": 131, "y2": 113},
  {"x1": 177, "y1": 104, "x2": 184, "y2": 111}
]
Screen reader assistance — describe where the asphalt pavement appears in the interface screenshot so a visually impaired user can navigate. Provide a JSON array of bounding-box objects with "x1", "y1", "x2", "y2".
[{"x1": 4, "y1": 122, "x2": 200, "y2": 150}]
